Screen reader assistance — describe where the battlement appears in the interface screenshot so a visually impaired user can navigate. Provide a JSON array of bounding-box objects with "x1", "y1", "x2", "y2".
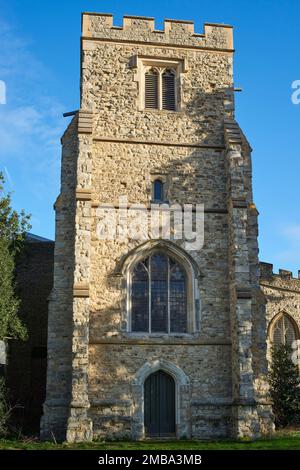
[
  {"x1": 260, "y1": 262, "x2": 300, "y2": 282},
  {"x1": 81, "y1": 13, "x2": 234, "y2": 51}
]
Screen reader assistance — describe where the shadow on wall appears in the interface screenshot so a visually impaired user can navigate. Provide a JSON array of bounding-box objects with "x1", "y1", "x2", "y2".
[
  {"x1": 7, "y1": 85, "x2": 262, "y2": 439},
  {"x1": 6, "y1": 239, "x2": 54, "y2": 434},
  {"x1": 87, "y1": 86, "x2": 239, "y2": 439}
]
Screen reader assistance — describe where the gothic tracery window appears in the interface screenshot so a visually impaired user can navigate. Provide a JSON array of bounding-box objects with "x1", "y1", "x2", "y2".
[
  {"x1": 131, "y1": 253, "x2": 187, "y2": 334},
  {"x1": 271, "y1": 314, "x2": 298, "y2": 347}
]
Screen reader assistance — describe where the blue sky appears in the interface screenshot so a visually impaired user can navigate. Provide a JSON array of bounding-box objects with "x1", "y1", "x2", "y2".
[{"x1": 0, "y1": 0, "x2": 299, "y2": 275}]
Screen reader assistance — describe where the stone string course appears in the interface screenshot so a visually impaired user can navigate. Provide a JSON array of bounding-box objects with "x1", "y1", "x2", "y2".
[{"x1": 41, "y1": 13, "x2": 276, "y2": 442}]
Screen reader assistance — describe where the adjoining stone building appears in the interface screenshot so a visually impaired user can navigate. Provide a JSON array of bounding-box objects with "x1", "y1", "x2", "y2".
[
  {"x1": 260, "y1": 263, "x2": 300, "y2": 362},
  {"x1": 30, "y1": 11, "x2": 295, "y2": 442}
]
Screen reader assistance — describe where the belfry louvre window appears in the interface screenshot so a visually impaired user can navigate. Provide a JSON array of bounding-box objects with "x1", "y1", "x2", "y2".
[
  {"x1": 145, "y1": 69, "x2": 158, "y2": 109},
  {"x1": 144, "y1": 66, "x2": 177, "y2": 111},
  {"x1": 131, "y1": 253, "x2": 187, "y2": 333},
  {"x1": 162, "y1": 70, "x2": 176, "y2": 111}
]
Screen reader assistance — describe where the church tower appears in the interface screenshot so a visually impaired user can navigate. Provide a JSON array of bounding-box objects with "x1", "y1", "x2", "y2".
[{"x1": 41, "y1": 12, "x2": 274, "y2": 441}]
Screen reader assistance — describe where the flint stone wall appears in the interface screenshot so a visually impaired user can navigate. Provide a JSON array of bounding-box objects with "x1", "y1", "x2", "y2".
[{"x1": 40, "y1": 13, "x2": 275, "y2": 441}]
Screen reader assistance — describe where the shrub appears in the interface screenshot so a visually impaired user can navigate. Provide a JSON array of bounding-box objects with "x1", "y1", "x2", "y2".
[
  {"x1": 0, "y1": 377, "x2": 10, "y2": 437},
  {"x1": 269, "y1": 344, "x2": 300, "y2": 428}
]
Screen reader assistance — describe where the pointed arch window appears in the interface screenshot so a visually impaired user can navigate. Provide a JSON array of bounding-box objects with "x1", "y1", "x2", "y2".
[
  {"x1": 131, "y1": 253, "x2": 187, "y2": 334},
  {"x1": 162, "y1": 69, "x2": 176, "y2": 111},
  {"x1": 271, "y1": 313, "x2": 299, "y2": 347},
  {"x1": 145, "y1": 68, "x2": 159, "y2": 109}
]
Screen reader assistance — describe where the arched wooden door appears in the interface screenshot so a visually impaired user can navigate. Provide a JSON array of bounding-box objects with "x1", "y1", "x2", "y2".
[{"x1": 144, "y1": 370, "x2": 176, "y2": 437}]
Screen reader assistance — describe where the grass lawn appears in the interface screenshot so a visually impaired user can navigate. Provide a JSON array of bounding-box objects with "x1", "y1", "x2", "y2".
[{"x1": 0, "y1": 430, "x2": 300, "y2": 450}]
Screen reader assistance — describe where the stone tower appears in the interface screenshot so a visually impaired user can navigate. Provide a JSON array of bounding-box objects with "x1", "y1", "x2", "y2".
[{"x1": 41, "y1": 12, "x2": 274, "y2": 442}]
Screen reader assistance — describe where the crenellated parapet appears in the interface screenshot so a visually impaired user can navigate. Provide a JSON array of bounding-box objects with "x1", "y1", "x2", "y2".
[
  {"x1": 260, "y1": 261, "x2": 300, "y2": 290},
  {"x1": 81, "y1": 13, "x2": 233, "y2": 51}
]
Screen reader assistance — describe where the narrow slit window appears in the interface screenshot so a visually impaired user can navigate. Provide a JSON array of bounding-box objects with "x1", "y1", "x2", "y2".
[
  {"x1": 153, "y1": 179, "x2": 164, "y2": 201},
  {"x1": 145, "y1": 69, "x2": 158, "y2": 109}
]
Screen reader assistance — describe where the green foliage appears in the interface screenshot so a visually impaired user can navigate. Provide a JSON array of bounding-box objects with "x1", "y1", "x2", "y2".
[
  {"x1": 0, "y1": 171, "x2": 31, "y2": 340},
  {"x1": 269, "y1": 344, "x2": 300, "y2": 428},
  {"x1": 0, "y1": 238, "x2": 27, "y2": 340},
  {"x1": 0, "y1": 172, "x2": 31, "y2": 435},
  {"x1": 0, "y1": 378, "x2": 10, "y2": 437},
  {"x1": 0, "y1": 172, "x2": 31, "y2": 252},
  {"x1": 1, "y1": 432, "x2": 300, "y2": 449}
]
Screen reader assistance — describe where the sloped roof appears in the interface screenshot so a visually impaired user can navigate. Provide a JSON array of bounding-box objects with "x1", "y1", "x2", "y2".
[{"x1": 25, "y1": 232, "x2": 54, "y2": 243}]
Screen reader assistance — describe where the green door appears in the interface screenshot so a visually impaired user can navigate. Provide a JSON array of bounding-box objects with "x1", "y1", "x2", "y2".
[{"x1": 144, "y1": 370, "x2": 176, "y2": 437}]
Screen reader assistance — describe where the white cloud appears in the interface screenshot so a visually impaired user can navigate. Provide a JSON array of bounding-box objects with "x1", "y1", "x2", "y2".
[
  {"x1": 0, "y1": 17, "x2": 67, "y2": 236},
  {"x1": 0, "y1": 20, "x2": 49, "y2": 85},
  {"x1": 0, "y1": 104, "x2": 63, "y2": 154},
  {"x1": 0, "y1": 19, "x2": 65, "y2": 157}
]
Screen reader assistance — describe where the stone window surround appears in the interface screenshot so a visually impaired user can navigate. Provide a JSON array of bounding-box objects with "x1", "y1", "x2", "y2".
[
  {"x1": 268, "y1": 310, "x2": 300, "y2": 345},
  {"x1": 132, "y1": 56, "x2": 187, "y2": 112},
  {"x1": 131, "y1": 359, "x2": 191, "y2": 439},
  {"x1": 117, "y1": 240, "x2": 201, "y2": 336},
  {"x1": 267, "y1": 311, "x2": 300, "y2": 371}
]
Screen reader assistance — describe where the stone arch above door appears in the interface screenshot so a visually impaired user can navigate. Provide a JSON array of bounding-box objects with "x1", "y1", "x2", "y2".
[{"x1": 134, "y1": 359, "x2": 189, "y2": 386}]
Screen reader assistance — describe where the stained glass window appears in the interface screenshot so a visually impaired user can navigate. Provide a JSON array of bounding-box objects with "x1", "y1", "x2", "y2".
[
  {"x1": 131, "y1": 260, "x2": 149, "y2": 332},
  {"x1": 131, "y1": 253, "x2": 187, "y2": 333}
]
